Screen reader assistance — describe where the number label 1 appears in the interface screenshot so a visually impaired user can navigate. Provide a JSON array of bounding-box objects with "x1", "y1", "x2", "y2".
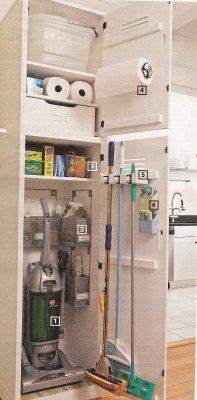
[{"x1": 50, "y1": 316, "x2": 60, "y2": 326}]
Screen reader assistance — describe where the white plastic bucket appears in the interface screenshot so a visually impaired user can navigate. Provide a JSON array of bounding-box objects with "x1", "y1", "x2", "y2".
[{"x1": 28, "y1": 14, "x2": 95, "y2": 71}]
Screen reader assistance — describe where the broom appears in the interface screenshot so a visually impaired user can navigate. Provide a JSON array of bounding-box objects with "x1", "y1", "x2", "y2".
[
  {"x1": 96, "y1": 141, "x2": 115, "y2": 375},
  {"x1": 117, "y1": 164, "x2": 156, "y2": 400}
]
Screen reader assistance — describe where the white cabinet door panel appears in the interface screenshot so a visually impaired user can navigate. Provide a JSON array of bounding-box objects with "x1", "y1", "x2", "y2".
[
  {"x1": 97, "y1": 2, "x2": 172, "y2": 136},
  {"x1": 174, "y1": 236, "x2": 197, "y2": 280}
]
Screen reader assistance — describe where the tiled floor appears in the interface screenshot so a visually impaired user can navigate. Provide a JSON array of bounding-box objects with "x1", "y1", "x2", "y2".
[{"x1": 167, "y1": 286, "x2": 196, "y2": 342}]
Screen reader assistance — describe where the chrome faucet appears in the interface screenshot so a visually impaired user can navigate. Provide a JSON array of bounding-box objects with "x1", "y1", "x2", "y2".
[{"x1": 170, "y1": 192, "x2": 185, "y2": 216}]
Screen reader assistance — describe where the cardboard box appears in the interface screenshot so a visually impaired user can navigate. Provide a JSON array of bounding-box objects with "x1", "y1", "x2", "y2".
[
  {"x1": 25, "y1": 160, "x2": 43, "y2": 175},
  {"x1": 25, "y1": 150, "x2": 43, "y2": 161},
  {"x1": 44, "y1": 146, "x2": 54, "y2": 176}
]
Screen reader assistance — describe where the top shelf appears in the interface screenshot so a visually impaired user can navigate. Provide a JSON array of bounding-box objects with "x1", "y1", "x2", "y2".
[
  {"x1": 27, "y1": 61, "x2": 96, "y2": 84},
  {"x1": 170, "y1": 167, "x2": 197, "y2": 173}
]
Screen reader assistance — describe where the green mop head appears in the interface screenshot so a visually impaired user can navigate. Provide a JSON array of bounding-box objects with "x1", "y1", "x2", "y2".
[{"x1": 116, "y1": 361, "x2": 156, "y2": 400}]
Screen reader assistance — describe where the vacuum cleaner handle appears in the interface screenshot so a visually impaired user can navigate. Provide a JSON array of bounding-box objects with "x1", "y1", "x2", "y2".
[{"x1": 40, "y1": 198, "x2": 50, "y2": 267}]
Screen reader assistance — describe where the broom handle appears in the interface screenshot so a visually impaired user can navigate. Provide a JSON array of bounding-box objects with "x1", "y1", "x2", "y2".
[
  {"x1": 130, "y1": 164, "x2": 136, "y2": 378},
  {"x1": 102, "y1": 141, "x2": 114, "y2": 358}
]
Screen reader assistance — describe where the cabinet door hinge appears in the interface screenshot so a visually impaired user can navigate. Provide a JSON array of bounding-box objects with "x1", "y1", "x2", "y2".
[
  {"x1": 168, "y1": 282, "x2": 171, "y2": 290},
  {"x1": 161, "y1": 369, "x2": 165, "y2": 377},
  {"x1": 166, "y1": 84, "x2": 170, "y2": 92},
  {"x1": 164, "y1": 146, "x2": 168, "y2": 154},
  {"x1": 98, "y1": 262, "x2": 103, "y2": 270},
  {"x1": 100, "y1": 154, "x2": 104, "y2": 162},
  {"x1": 103, "y1": 22, "x2": 107, "y2": 30}
]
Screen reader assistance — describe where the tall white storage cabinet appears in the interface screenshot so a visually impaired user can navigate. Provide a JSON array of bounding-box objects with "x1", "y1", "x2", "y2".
[{"x1": 0, "y1": 1, "x2": 171, "y2": 400}]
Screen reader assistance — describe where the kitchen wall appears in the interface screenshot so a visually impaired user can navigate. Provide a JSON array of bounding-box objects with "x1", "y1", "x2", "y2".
[{"x1": 169, "y1": 93, "x2": 197, "y2": 215}]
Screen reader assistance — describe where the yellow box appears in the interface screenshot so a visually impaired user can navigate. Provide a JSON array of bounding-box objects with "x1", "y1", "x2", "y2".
[{"x1": 44, "y1": 146, "x2": 54, "y2": 176}]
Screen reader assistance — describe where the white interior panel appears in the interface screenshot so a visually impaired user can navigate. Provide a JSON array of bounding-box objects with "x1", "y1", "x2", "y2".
[{"x1": 97, "y1": 2, "x2": 172, "y2": 136}]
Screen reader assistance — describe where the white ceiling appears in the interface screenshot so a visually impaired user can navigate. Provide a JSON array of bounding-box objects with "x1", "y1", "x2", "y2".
[
  {"x1": 48, "y1": 0, "x2": 130, "y2": 15},
  {"x1": 173, "y1": 2, "x2": 197, "y2": 39},
  {"x1": 1, "y1": 0, "x2": 197, "y2": 38}
]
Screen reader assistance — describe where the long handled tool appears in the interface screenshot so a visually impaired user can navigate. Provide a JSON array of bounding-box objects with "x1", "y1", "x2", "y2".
[
  {"x1": 118, "y1": 164, "x2": 156, "y2": 399},
  {"x1": 96, "y1": 141, "x2": 115, "y2": 375},
  {"x1": 107, "y1": 141, "x2": 130, "y2": 373}
]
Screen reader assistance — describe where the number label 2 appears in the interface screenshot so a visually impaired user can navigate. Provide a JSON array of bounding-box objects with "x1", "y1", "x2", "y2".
[{"x1": 77, "y1": 225, "x2": 87, "y2": 235}]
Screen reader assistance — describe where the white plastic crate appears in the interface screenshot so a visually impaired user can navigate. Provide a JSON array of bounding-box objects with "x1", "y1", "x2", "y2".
[
  {"x1": 28, "y1": 13, "x2": 95, "y2": 71},
  {"x1": 23, "y1": 98, "x2": 95, "y2": 137}
]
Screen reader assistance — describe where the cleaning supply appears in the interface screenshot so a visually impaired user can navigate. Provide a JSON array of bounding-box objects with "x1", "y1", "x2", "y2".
[
  {"x1": 25, "y1": 160, "x2": 43, "y2": 175},
  {"x1": 26, "y1": 77, "x2": 44, "y2": 95},
  {"x1": 139, "y1": 185, "x2": 159, "y2": 234},
  {"x1": 21, "y1": 198, "x2": 84, "y2": 393},
  {"x1": 65, "y1": 154, "x2": 87, "y2": 178},
  {"x1": 96, "y1": 141, "x2": 115, "y2": 375},
  {"x1": 117, "y1": 165, "x2": 156, "y2": 399},
  {"x1": 107, "y1": 141, "x2": 130, "y2": 374},
  {"x1": 54, "y1": 155, "x2": 66, "y2": 177},
  {"x1": 85, "y1": 369, "x2": 127, "y2": 396},
  {"x1": 139, "y1": 210, "x2": 153, "y2": 220},
  {"x1": 25, "y1": 150, "x2": 42, "y2": 161},
  {"x1": 70, "y1": 81, "x2": 93, "y2": 103},
  {"x1": 43, "y1": 77, "x2": 71, "y2": 100},
  {"x1": 44, "y1": 145, "x2": 54, "y2": 176}
]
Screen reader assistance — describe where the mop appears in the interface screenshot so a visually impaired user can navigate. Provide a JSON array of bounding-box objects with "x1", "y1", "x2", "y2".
[
  {"x1": 107, "y1": 141, "x2": 130, "y2": 373},
  {"x1": 117, "y1": 164, "x2": 156, "y2": 399}
]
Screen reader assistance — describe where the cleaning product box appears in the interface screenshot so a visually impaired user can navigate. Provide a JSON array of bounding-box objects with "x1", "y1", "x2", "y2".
[
  {"x1": 25, "y1": 150, "x2": 43, "y2": 161},
  {"x1": 25, "y1": 160, "x2": 43, "y2": 175},
  {"x1": 44, "y1": 146, "x2": 54, "y2": 176},
  {"x1": 54, "y1": 155, "x2": 66, "y2": 177},
  {"x1": 65, "y1": 155, "x2": 87, "y2": 178}
]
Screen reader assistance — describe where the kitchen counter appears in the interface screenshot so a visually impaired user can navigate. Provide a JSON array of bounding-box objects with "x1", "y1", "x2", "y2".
[{"x1": 169, "y1": 215, "x2": 197, "y2": 226}]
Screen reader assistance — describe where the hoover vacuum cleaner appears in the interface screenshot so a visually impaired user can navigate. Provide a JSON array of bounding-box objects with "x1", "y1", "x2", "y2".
[{"x1": 21, "y1": 198, "x2": 84, "y2": 394}]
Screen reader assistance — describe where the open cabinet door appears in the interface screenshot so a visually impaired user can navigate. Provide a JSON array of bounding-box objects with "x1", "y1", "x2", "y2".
[
  {"x1": 96, "y1": 2, "x2": 172, "y2": 136},
  {"x1": 99, "y1": 136, "x2": 169, "y2": 399}
]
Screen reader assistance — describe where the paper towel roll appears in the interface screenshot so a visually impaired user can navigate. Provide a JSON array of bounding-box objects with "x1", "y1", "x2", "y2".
[
  {"x1": 70, "y1": 81, "x2": 93, "y2": 103},
  {"x1": 95, "y1": 58, "x2": 153, "y2": 99},
  {"x1": 43, "y1": 77, "x2": 70, "y2": 100}
]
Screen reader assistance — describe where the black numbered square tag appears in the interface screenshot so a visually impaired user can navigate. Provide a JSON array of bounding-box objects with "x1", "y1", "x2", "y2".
[
  {"x1": 50, "y1": 316, "x2": 60, "y2": 326},
  {"x1": 149, "y1": 200, "x2": 159, "y2": 211},
  {"x1": 87, "y1": 161, "x2": 97, "y2": 172},
  {"x1": 138, "y1": 169, "x2": 148, "y2": 180},
  {"x1": 77, "y1": 224, "x2": 87, "y2": 235},
  {"x1": 137, "y1": 85, "x2": 147, "y2": 95}
]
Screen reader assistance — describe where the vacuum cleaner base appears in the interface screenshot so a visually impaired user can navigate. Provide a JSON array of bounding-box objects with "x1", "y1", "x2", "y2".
[{"x1": 21, "y1": 350, "x2": 84, "y2": 394}]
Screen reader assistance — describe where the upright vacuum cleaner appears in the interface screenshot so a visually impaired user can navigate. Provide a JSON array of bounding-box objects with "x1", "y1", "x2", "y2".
[{"x1": 21, "y1": 198, "x2": 84, "y2": 394}]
